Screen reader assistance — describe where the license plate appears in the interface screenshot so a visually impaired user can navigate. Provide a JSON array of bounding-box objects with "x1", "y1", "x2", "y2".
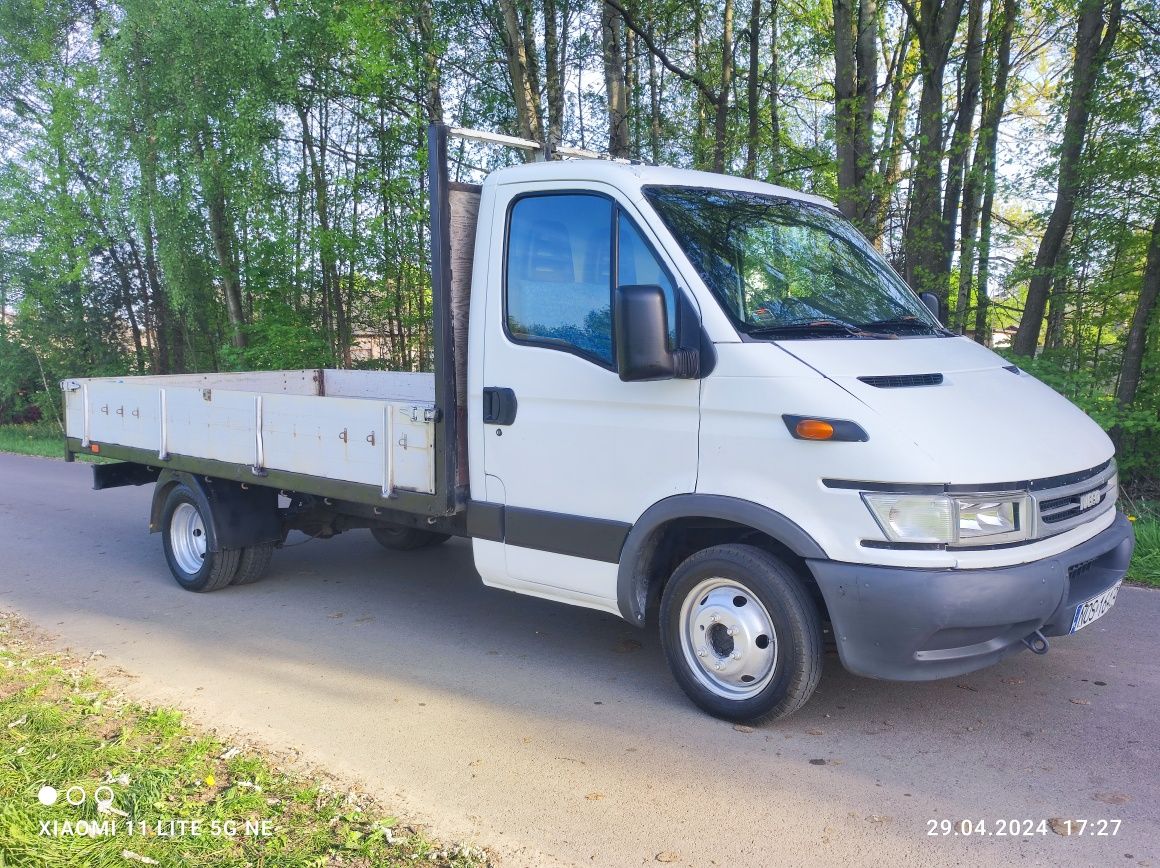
[{"x1": 1070, "y1": 583, "x2": 1120, "y2": 633}]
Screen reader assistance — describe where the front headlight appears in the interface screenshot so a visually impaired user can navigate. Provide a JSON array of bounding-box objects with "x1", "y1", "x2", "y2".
[{"x1": 862, "y1": 492, "x2": 1031, "y2": 545}]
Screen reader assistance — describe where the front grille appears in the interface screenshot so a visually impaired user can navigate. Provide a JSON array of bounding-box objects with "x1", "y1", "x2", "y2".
[
  {"x1": 1039, "y1": 485, "x2": 1108, "y2": 524},
  {"x1": 858, "y1": 373, "x2": 944, "y2": 388},
  {"x1": 1032, "y1": 463, "x2": 1117, "y2": 536}
]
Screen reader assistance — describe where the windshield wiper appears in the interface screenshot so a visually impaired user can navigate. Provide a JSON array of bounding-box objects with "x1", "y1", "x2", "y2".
[
  {"x1": 857, "y1": 316, "x2": 946, "y2": 336},
  {"x1": 747, "y1": 319, "x2": 891, "y2": 339}
]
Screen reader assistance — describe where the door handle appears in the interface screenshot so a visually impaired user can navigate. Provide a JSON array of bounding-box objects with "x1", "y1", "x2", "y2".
[{"x1": 482, "y1": 387, "x2": 518, "y2": 425}]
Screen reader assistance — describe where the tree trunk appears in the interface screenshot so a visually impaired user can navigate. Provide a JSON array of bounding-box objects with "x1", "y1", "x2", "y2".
[
  {"x1": 417, "y1": 0, "x2": 443, "y2": 122},
  {"x1": 943, "y1": 0, "x2": 984, "y2": 327},
  {"x1": 711, "y1": 0, "x2": 735, "y2": 173},
  {"x1": 496, "y1": 0, "x2": 544, "y2": 144},
  {"x1": 543, "y1": 0, "x2": 565, "y2": 149},
  {"x1": 694, "y1": 1, "x2": 707, "y2": 167},
  {"x1": 744, "y1": 0, "x2": 761, "y2": 178},
  {"x1": 602, "y1": 0, "x2": 630, "y2": 157},
  {"x1": 1115, "y1": 211, "x2": 1160, "y2": 406},
  {"x1": 1045, "y1": 239, "x2": 1070, "y2": 349},
  {"x1": 900, "y1": 0, "x2": 967, "y2": 302},
  {"x1": 195, "y1": 134, "x2": 247, "y2": 352},
  {"x1": 648, "y1": 27, "x2": 662, "y2": 163},
  {"x1": 833, "y1": 0, "x2": 858, "y2": 211},
  {"x1": 971, "y1": 0, "x2": 1016, "y2": 344},
  {"x1": 767, "y1": 0, "x2": 781, "y2": 173},
  {"x1": 296, "y1": 100, "x2": 350, "y2": 366},
  {"x1": 834, "y1": 0, "x2": 878, "y2": 232},
  {"x1": 869, "y1": 25, "x2": 913, "y2": 245},
  {"x1": 1012, "y1": 0, "x2": 1121, "y2": 356}
]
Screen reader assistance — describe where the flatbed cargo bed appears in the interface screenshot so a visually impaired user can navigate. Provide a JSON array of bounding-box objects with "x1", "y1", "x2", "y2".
[{"x1": 62, "y1": 369, "x2": 440, "y2": 507}]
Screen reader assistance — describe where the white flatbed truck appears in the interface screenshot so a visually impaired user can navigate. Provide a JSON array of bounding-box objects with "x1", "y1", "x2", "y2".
[{"x1": 63, "y1": 125, "x2": 1134, "y2": 722}]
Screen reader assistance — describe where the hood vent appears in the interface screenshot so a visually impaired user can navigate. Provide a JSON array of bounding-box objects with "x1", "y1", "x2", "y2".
[{"x1": 857, "y1": 373, "x2": 944, "y2": 388}]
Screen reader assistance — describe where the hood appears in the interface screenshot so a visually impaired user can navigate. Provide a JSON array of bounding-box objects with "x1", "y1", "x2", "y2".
[{"x1": 775, "y1": 336, "x2": 1114, "y2": 484}]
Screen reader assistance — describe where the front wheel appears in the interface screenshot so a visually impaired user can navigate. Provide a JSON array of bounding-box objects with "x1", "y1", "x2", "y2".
[
  {"x1": 660, "y1": 544, "x2": 823, "y2": 723},
  {"x1": 160, "y1": 484, "x2": 240, "y2": 592}
]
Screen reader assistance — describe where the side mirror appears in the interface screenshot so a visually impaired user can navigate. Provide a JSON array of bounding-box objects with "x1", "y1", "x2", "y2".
[
  {"x1": 614, "y1": 285, "x2": 677, "y2": 382},
  {"x1": 919, "y1": 291, "x2": 942, "y2": 323}
]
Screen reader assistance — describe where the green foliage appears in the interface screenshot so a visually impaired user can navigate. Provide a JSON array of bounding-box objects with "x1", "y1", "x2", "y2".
[
  {"x1": 1001, "y1": 349, "x2": 1160, "y2": 488},
  {"x1": 1124, "y1": 501, "x2": 1160, "y2": 587},
  {"x1": 221, "y1": 306, "x2": 335, "y2": 372}
]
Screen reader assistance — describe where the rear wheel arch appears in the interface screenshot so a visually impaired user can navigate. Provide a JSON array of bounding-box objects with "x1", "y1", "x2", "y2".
[
  {"x1": 616, "y1": 495, "x2": 828, "y2": 627},
  {"x1": 149, "y1": 471, "x2": 280, "y2": 551}
]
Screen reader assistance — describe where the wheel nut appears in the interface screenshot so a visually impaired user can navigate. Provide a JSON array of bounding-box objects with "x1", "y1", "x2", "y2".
[
  {"x1": 727, "y1": 627, "x2": 737, "y2": 636},
  {"x1": 697, "y1": 648, "x2": 707, "y2": 658},
  {"x1": 709, "y1": 614, "x2": 718, "y2": 622},
  {"x1": 714, "y1": 663, "x2": 723, "y2": 671},
  {"x1": 732, "y1": 652, "x2": 741, "y2": 660}
]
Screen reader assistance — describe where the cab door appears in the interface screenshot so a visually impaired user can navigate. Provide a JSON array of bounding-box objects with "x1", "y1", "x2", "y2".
[{"x1": 478, "y1": 184, "x2": 700, "y2": 612}]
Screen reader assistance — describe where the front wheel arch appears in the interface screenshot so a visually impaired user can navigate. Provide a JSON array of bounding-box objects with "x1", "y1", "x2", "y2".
[{"x1": 616, "y1": 495, "x2": 828, "y2": 627}]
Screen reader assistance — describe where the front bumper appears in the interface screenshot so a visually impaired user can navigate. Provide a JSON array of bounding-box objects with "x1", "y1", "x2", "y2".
[{"x1": 806, "y1": 512, "x2": 1135, "y2": 681}]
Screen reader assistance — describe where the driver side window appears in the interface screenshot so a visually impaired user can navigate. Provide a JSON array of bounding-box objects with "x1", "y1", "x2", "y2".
[{"x1": 505, "y1": 194, "x2": 681, "y2": 365}]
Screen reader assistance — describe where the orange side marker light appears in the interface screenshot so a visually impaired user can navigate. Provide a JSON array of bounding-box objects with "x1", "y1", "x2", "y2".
[{"x1": 794, "y1": 419, "x2": 835, "y2": 441}]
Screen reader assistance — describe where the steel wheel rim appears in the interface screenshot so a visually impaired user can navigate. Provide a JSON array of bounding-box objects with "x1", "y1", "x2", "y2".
[
  {"x1": 678, "y1": 578, "x2": 778, "y2": 699},
  {"x1": 170, "y1": 502, "x2": 207, "y2": 575}
]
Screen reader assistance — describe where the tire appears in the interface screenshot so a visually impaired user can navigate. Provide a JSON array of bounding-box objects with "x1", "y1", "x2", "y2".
[
  {"x1": 370, "y1": 525, "x2": 451, "y2": 551},
  {"x1": 659, "y1": 544, "x2": 823, "y2": 723},
  {"x1": 160, "y1": 484, "x2": 240, "y2": 592},
  {"x1": 231, "y1": 544, "x2": 275, "y2": 585}
]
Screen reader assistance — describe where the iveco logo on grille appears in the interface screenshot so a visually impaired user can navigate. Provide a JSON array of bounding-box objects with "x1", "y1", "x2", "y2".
[{"x1": 1079, "y1": 490, "x2": 1102, "y2": 510}]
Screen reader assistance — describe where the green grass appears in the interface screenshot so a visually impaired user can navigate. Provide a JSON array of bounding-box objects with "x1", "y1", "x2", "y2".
[
  {"x1": 0, "y1": 613, "x2": 490, "y2": 867},
  {"x1": 0, "y1": 421, "x2": 68, "y2": 460},
  {"x1": 0, "y1": 421, "x2": 103, "y2": 462},
  {"x1": 1125, "y1": 498, "x2": 1160, "y2": 588}
]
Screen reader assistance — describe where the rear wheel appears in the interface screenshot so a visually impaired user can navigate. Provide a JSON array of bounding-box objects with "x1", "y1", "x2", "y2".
[
  {"x1": 160, "y1": 485, "x2": 239, "y2": 592},
  {"x1": 370, "y1": 525, "x2": 450, "y2": 551},
  {"x1": 659, "y1": 544, "x2": 823, "y2": 723},
  {"x1": 231, "y1": 544, "x2": 275, "y2": 585}
]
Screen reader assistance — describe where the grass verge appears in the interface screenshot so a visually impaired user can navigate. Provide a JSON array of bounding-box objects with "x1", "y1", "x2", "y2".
[
  {"x1": 0, "y1": 421, "x2": 103, "y2": 463},
  {"x1": 0, "y1": 612, "x2": 489, "y2": 868},
  {"x1": 1125, "y1": 499, "x2": 1160, "y2": 588},
  {"x1": 0, "y1": 421, "x2": 70, "y2": 461}
]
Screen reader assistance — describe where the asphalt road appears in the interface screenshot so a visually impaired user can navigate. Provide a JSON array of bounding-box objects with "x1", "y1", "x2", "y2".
[{"x1": 0, "y1": 453, "x2": 1156, "y2": 867}]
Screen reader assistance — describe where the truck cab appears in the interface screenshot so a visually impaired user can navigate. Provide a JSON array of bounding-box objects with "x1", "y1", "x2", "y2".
[{"x1": 461, "y1": 156, "x2": 1132, "y2": 720}]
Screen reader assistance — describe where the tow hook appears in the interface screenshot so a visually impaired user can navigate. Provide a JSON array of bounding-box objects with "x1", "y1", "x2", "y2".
[{"x1": 1021, "y1": 630, "x2": 1050, "y2": 655}]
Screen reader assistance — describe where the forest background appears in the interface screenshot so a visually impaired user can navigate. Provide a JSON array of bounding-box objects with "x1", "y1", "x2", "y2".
[{"x1": 0, "y1": 0, "x2": 1156, "y2": 506}]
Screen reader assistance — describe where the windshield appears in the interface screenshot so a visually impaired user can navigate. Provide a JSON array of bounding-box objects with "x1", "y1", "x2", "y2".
[{"x1": 643, "y1": 186, "x2": 945, "y2": 338}]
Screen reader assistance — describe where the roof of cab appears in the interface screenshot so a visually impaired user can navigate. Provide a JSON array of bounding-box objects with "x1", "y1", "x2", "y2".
[{"x1": 483, "y1": 159, "x2": 836, "y2": 210}]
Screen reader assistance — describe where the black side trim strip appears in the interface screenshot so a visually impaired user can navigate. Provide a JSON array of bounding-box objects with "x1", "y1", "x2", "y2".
[
  {"x1": 824, "y1": 459, "x2": 1113, "y2": 495},
  {"x1": 504, "y1": 506, "x2": 631, "y2": 563},
  {"x1": 466, "y1": 500, "x2": 505, "y2": 542}
]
